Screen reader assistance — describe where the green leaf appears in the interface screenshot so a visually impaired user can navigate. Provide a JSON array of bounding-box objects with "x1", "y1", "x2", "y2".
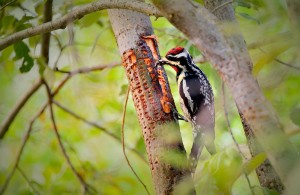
[
  {"x1": 19, "y1": 55, "x2": 34, "y2": 73},
  {"x1": 253, "y1": 41, "x2": 291, "y2": 76},
  {"x1": 14, "y1": 41, "x2": 34, "y2": 73},
  {"x1": 43, "y1": 67, "x2": 56, "y2": 88},
  {"x1": 196, "y1": 149, "x2": 243, "y2": 194},
  {"x1": 14, "y1": 41, "x2": 30, "y2": 59},
  {"x1": 79, "y1": 11, "x2": 101, "y2": 29},
  {"x1": 237, "y1": 12, "x2": 260, "y2": 24},
  {"x1": 119, "y1": 84, "x2": 129, "y2": 96},
  {"x1": 243, "y1": 152, "x2": 267, "y2": 175},
  {"x1": 290, "y1": 108, "x2": 300, "y2": 127}
]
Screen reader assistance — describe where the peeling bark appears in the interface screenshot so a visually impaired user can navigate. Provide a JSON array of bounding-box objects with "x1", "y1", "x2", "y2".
[
  {"x1": 108, "y1": 9, "x2": 194, "y2": 194},
  {"x1": 203, "y1": 0, "x2": 284, "y2": 192},
  {"x1": 151, "y1": 0, "x2": 300, "y2": 188}
]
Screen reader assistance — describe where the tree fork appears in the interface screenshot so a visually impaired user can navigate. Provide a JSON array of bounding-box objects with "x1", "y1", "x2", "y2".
[{"x1": 109, "y1": 9, "x2": 194, "y2": 194}]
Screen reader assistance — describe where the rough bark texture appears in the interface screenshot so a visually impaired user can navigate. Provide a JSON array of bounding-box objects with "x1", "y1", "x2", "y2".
[
  {"x1": 203, "y1": 0, "x2": 284, "y2": 192},
  {"x1": 108, "y1": 9, "x2": 194, "y2": 195},
  {"x1": 151, "y1": 0, "x2": 300, "y2": 187}
]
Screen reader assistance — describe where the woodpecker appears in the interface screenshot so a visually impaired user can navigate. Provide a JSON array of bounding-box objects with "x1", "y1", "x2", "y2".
[{"x1": 157, "y1": 47, "x2": 216, "y2": 173}]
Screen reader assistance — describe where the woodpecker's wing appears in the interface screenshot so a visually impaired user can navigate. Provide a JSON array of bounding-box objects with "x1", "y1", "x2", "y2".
[{"x1": 178, "y1": 74, "x2": 213, "y2": 117}]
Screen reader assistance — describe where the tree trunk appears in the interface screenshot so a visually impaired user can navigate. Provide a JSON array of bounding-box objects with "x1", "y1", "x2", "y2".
[
  {"x1": 203, "y1": 0, "x2": 284, "y2": 192},
  {"x1": 151, "y1": 0, "x2": 300, "y2": 189},
  {"x1": 108, "y1": 8, "x2": 194, "y2": 194}
]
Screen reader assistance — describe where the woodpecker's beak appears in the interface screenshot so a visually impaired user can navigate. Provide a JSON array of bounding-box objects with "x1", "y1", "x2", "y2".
[{"x1": 155, "y1": 57, "x2": 169, "y2": 68}]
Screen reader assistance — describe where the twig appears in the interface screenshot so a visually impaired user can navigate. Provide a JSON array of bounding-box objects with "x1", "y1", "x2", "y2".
[
  {"x1": 222, "y1": 82, "x2": 247, "y2": 159},
  {"x1": 0, "y1": 63, "x2": 119, "y2": 193},
  {"x1": 0, "y1": 78, "x2": 43, "y2": 139},
  {"x1": 44, "y1": 81, "x2": 97, "y2": 194},
  {"x1": 53, "y1": 100, "x2": 147, "y2": 163},
  {"x1": 222, "y1": 82, "x2": 255, "y2": 195},
  {"x1": 0, "y1": 104, "x2": 47, "y2": 194},
  {"x1": 258, "y1": 47, "x2": 300, "y2": 71},
  {"x1": 41, "y1": 0, "x2": 53, "y2": 64},
  {"x1": 212, "y1": 0, "x2": 233, "y2": 13},
  {"x1": 17, "y1": 166, "x2": 41, "y2": 195},
  {"x1": 0, "y1": 0, "x2": 17, "y2": 11},
  {"x1": 275, "y1": 58, "x2": 300, "y2": 71},
  {"x1": 0, "y1": 0, "x2": 161, "y2": 51},
  {"x1": 121, "y1": 86, "x2": 150, "y2": 195}
]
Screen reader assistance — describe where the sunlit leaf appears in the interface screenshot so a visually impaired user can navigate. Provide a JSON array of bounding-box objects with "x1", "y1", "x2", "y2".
[
  {"x1": 43, "y1": 67, "x2": 56, "y2": 89},
  {"x1": 252, "y1": 41, "x2": 291, "y2": 76},
  {"x1": 237, "y1": 12, "x2": 260, "y2": 24},
  {"x1": 196, "y1": 149, "x2": 243, "y2": 194},
  {"x1": 290, "y1": 108, "x2": 300, "y2": 127},
  {"x1": 243, "y1": 152, "x2": 267, "y2": 175},
  {"x1": 79, "y1": 11, "x2": 102, "y2": 29}
]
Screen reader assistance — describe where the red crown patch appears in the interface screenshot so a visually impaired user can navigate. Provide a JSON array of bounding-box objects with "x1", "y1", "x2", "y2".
[{"x1": 166, "y1": 47, "x2": 184, "y2": 56}]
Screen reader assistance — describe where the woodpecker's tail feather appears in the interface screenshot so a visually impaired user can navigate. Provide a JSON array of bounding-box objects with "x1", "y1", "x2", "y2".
[
  {"x1": 189, "y1": 129, "x2": 216, "y2": 174},
  {"x1": 189, "y1": 132, "x2": 204, "y2": 174}
]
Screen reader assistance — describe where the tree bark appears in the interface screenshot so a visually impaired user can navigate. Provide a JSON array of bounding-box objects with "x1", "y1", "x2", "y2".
[
  {"x1": 203, "y1": 0, "x2": 284, "y2": 192},
  {"x1": 108, "y1": 8, "x2": 194, "y2": 195},
  {"x1": 151, "y1": 0, "x2": 300, "y2": 189}
]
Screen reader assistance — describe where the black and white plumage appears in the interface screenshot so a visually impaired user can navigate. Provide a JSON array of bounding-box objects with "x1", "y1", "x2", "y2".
[{"x1": 158, "y1": 47, "x2": 216, "y2": 173}]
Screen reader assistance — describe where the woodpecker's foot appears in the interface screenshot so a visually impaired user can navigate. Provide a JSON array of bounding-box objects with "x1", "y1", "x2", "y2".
[{"x1": 166, "y1": 102, "x2": 188, "y2": 122}]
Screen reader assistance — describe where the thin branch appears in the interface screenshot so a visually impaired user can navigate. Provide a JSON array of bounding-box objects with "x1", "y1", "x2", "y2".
[
  {"x1": 0, "y1": 104, "x2": 47, "y2": 194},
  {"x1": 41, "y1": 0, "x2": 53, "y2": 64},
  {"x1": 44, "y1": 81, "x2": 97, "y2": 194},
  {"x1": 0, "y1": 0, "x2": 17, "y2": 11},
  {"x1": 17, "y1": 166, "x2": 41, "y2": 195},
  {"x1": 222, "y1": 82, "x2": 255, "y2": 195},
  {"x1": 0, "y1": 0, "x2": 161, "y2": 51},
  {"x1": 211, "y1": 0, "x2": 233, "y2": 13},
  {"x1": 55, "y1": 62, "x2": 120, "y2": 75},
  {"x1": 222, "y1": 82, "x2": 247, "y2": 159},
  {"x1": 0, "y1": 78, "x2": 43, "y2": 139},
  {"x1": 275, "y1": 58, "x2": 300, "y2": 71},
  {"x1": 0, "y1": 63, "x2": 120, "y2": 193},
  {"x1": 258, "y1": 47, "x2": 300, "y2": 71},
  {"x1": 121, "y1": 86, "x2": 150, "y2": 195},
  {"x1": 53, "y1": 100, "x2": 147, "y2": 164}
]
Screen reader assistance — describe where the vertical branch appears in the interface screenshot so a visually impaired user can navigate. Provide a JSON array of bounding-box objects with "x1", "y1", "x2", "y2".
[
  {"x1": 203, "y1": 0, "x2": 284, "y2": 192},
  {"x1": 41, "y1": 0, "x2": 53, "y2": 64},
  {"x1": 43, "y1": 81, "x2": 96, "y2": 194}
]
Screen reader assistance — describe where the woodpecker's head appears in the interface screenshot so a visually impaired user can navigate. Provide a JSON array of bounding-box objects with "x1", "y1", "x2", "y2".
[{"x1": 164, "y1": 47, "x2": 194, "y2": 73}]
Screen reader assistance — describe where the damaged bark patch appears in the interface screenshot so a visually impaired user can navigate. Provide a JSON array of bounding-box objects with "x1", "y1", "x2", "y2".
[{"x1": 141, "y1": 35, "x2": 174, "y2": 114}]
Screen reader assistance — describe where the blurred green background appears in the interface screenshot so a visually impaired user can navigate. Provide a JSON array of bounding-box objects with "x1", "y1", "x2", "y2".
[{"x1": 0, "y1": 0, "x2": 299, "y2": 194}]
